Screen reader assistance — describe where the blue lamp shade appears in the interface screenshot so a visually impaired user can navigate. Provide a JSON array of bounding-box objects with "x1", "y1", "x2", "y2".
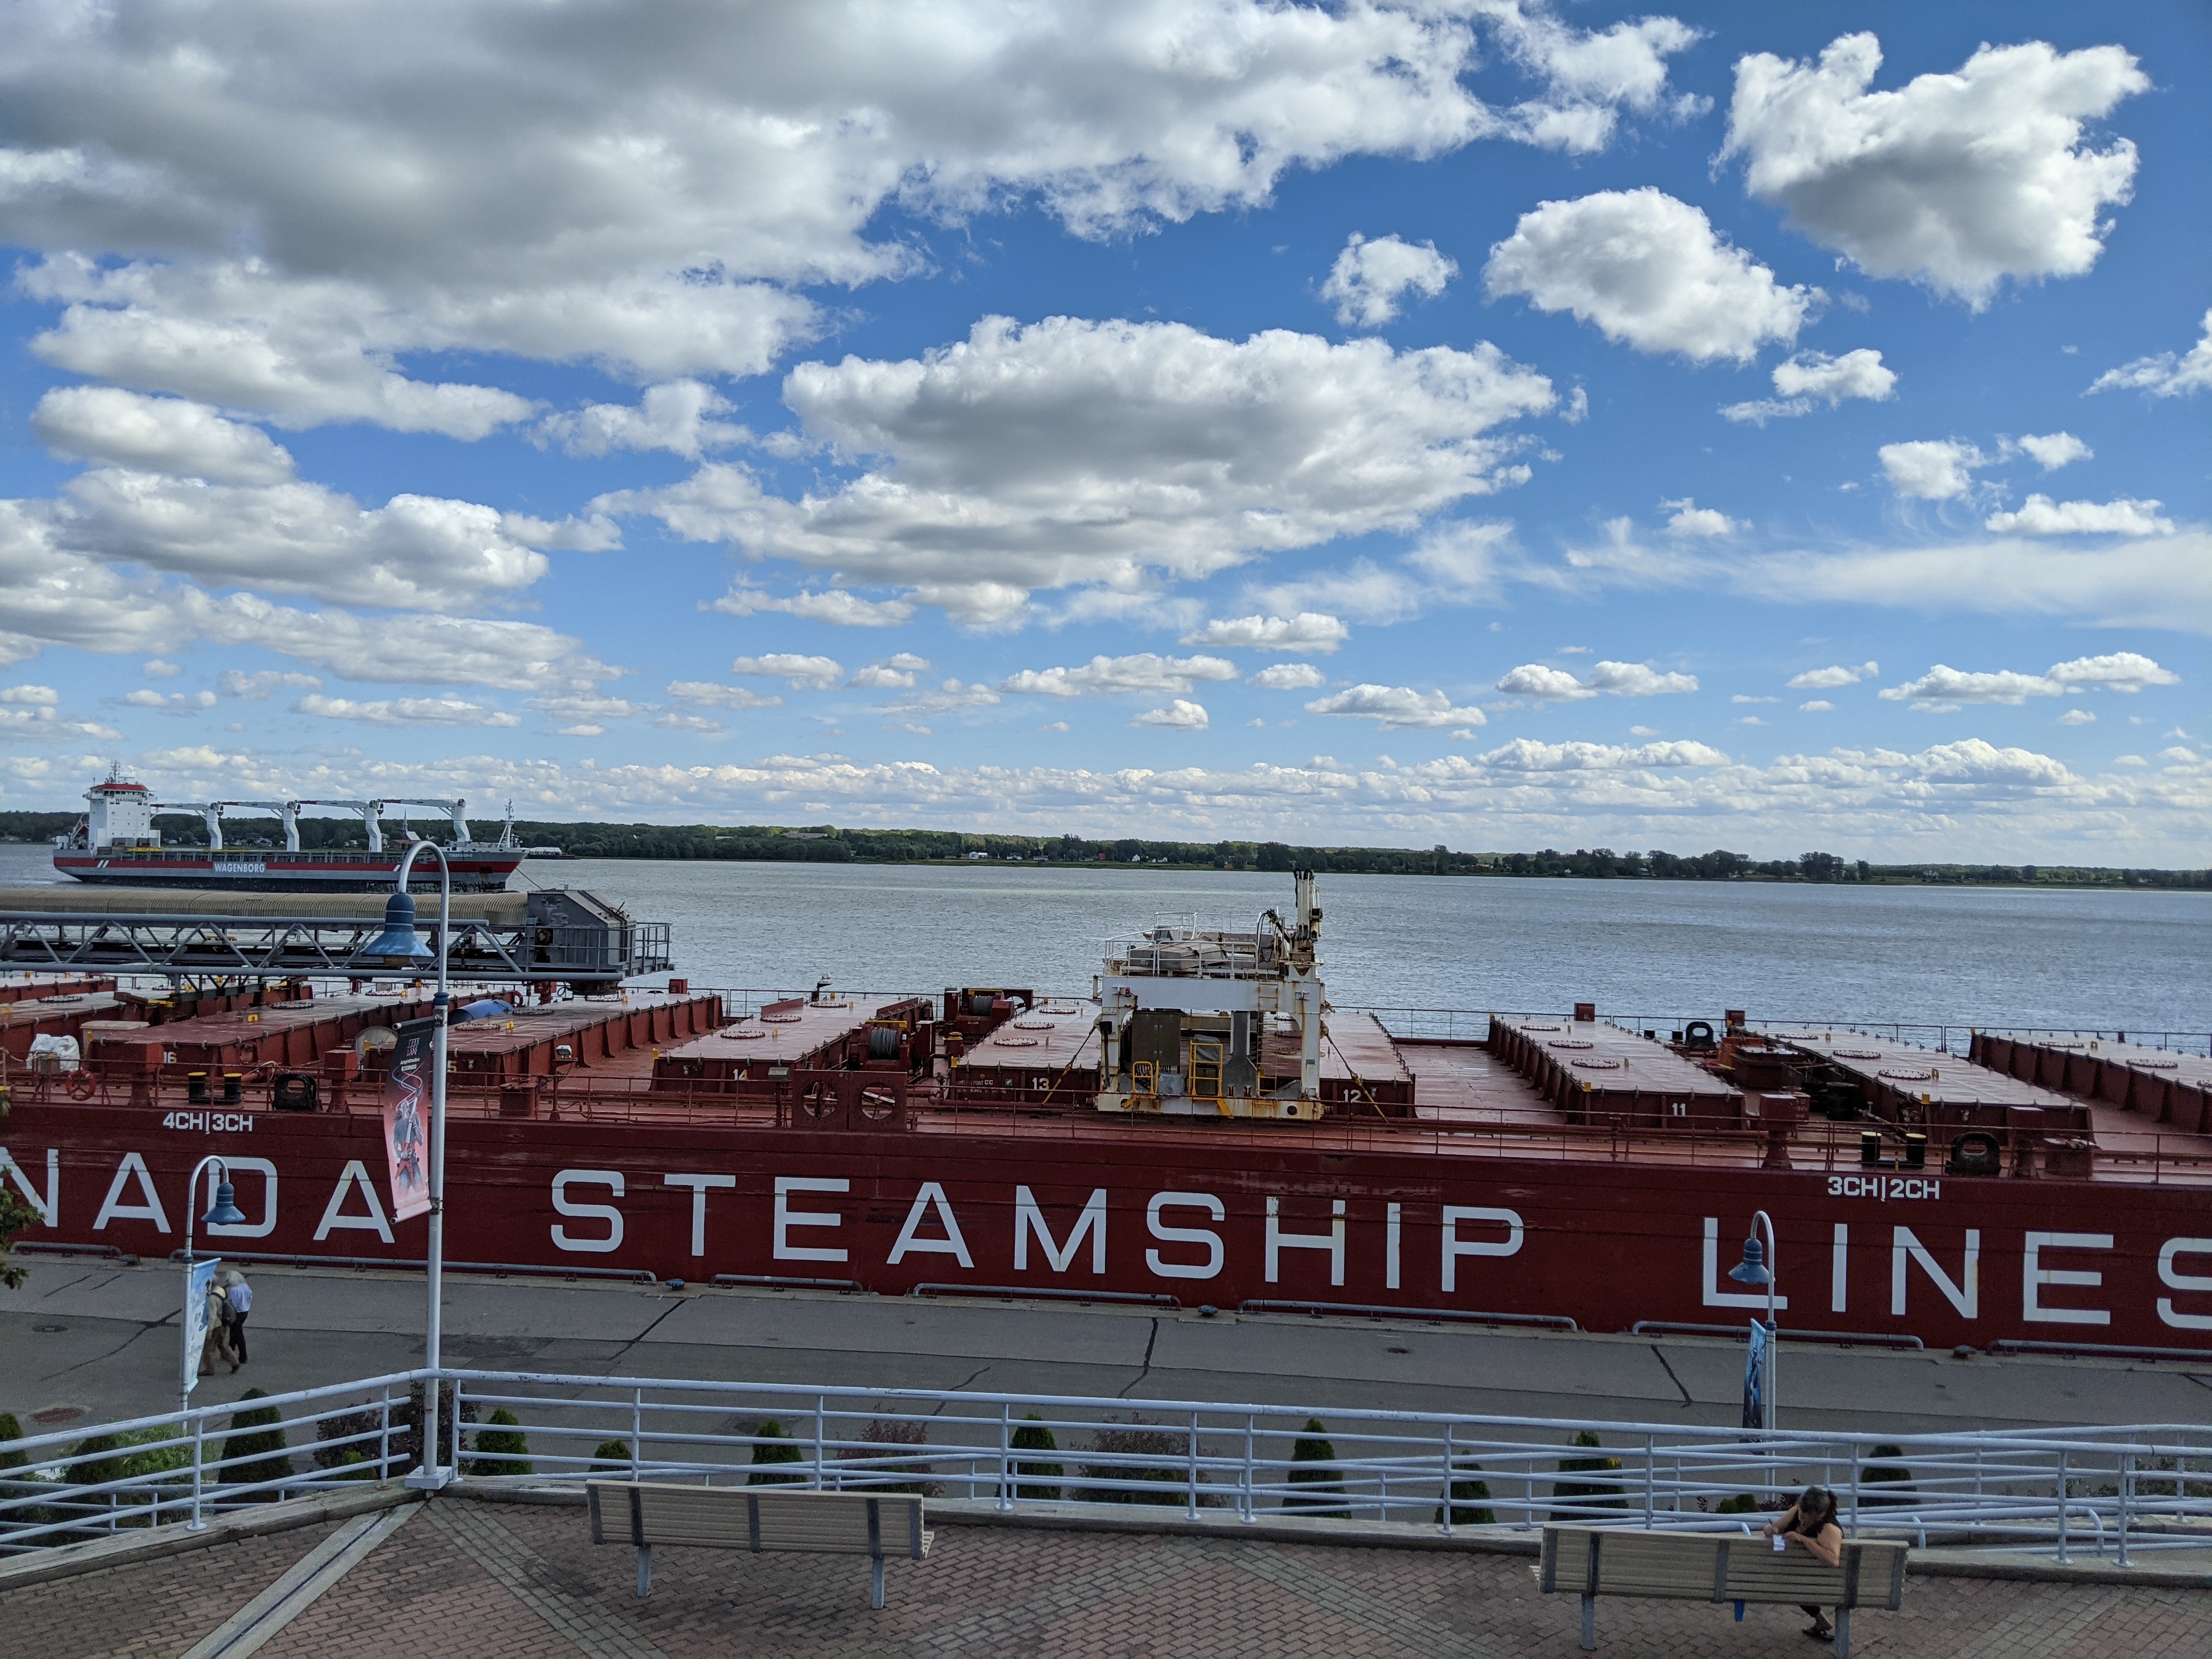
[
  {"x1": 363, "y1": 889, "x2": 432, "y2": 964},
  {"x1": 201, "y1": 1179, "x2": 247, "y2": 1228},
  {"x1": 1728, "y1": 1233, "x2": 1773, "y2": 1287}
]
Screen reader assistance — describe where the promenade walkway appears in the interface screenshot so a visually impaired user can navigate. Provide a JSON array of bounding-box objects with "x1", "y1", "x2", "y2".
[{"x1": 4, "y1": 1491, "x2": 2208, "y2": 1658}]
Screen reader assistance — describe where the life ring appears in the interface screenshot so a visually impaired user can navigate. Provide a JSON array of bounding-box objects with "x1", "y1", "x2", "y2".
[{"x1": 66, "y1": 1069, "x2": 99, "y2": 1099}]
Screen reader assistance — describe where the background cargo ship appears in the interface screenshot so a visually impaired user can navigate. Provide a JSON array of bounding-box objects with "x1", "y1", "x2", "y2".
[
  {"x1": 1, "y1": 872, "x2": 2207, "y2": 1355},
  {"x1": 50, "y1": 771, "x2": 523, "y2": 893}
]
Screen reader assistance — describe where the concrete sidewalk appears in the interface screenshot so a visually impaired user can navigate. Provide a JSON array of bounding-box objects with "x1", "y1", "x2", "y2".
[
  {"x1": 9, "y1": 1255, "x2": 2212, "y2": 1441},
  {"x1": 4, "y1": 1487, "x2": 2208, "y2": 1659}
]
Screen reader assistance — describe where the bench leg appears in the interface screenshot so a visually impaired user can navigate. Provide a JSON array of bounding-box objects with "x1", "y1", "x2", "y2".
[
  {"x1": 636, "y1": 1544, "x2": 652, "y2": 1599},
  {"x1": 1579, "y1": 1593, "x2": 1595, "y2": 1651},
  {"x1": 1835, "y1": 1607, "x2": 1850, "y2": 1658},
  {"x1": 871, "y1": 1557, "x2": 886, "y2": 1611}
]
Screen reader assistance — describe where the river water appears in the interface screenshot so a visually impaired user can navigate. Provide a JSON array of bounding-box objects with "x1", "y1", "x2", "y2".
[{"x1": 2, "y1": 843, "x2": 2199, "y2": 1033}]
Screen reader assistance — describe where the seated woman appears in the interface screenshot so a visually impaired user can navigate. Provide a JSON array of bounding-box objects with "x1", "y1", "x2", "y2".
[{"x1": 1762, "y1": 1485, "x2": 1844, "y2": 1642}]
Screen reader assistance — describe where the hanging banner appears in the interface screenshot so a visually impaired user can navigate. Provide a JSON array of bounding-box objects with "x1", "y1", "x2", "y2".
[
  {"x1": 182, "y1": 1255, "x2": 221, "y2": 1399},
  {"x1": 381, "y1": 1017, "x2": 438, "y2": 1222},
  {"x1": 1741, "y1": 1318, "x2": 1769, "y2": 1430}
]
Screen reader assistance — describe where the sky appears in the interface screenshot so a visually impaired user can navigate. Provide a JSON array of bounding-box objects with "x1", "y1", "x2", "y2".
[{"x1": 0, "y1": 1, "x2": 2205, "y2": 862}]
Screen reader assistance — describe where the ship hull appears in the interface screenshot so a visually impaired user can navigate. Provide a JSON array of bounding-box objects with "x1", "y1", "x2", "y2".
[
  {"x1": 7, "y1": 1099, "x2": 2205, "y2": 1352},
  {"x1": 52, "y1": 851, "x2": 521, "y2": 893}
]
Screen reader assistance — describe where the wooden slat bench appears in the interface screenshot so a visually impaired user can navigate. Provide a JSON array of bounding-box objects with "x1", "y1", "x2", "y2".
[
  {"x1": 1541, "y1": 1525, "x2": 1907, "y2": 1656},
  {"x1": 588, "y1": 1482, "x2": 934, "y2": 1609}
]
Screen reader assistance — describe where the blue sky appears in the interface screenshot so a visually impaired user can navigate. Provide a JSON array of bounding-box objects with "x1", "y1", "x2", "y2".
[{"x1": 0, "y1": 1, "x2": 2204, "y2": 861}]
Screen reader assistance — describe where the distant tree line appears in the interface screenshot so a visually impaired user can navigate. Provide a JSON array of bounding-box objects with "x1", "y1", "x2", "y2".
[{"x1": 1, "y1": 810, "x2": 2202, "y2": 887}]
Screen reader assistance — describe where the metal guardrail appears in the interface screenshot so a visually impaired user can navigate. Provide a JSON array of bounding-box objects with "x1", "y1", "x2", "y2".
[
  {"x1": 0, "y1": 911, "x2": 672, "y2": 983},
  {"x1": 7, "y1": 1368, "x2": 2212, "y2": 1568}
]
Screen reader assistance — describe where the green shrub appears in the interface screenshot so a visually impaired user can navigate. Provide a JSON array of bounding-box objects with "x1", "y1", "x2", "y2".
[
  {"x1": 221, "y1": 1389, "x2": 295, "y2": 1492},
  {"x1": 0, "y1": 1412, "x2": 26, "y2": 1472},
  {"x1": 465, "y1": 1408, "x2": 531, "y2": 1477},
  {"x1": 1078, "y1": 1424, "x2": 1183, "y2": 1506},
  {"x1": 1282, "y1": 1419, "x2": 1347, "y2": 1513},
  {"x1": 855, "y1": 1418, "x2": 939, "y2": 1497},
  {"x1": 1553, "y1": 1431, "x2": 1626, "y2": 1516},
  {"x1": 1861, "y1": 1445, "x2": 1912, "y2": 1506},
  {"x1": 747, "y1": 1419, "x2": 804, "y2": 1486},
  {"x1": 1715, "y1": 1493, "x2": 1760, "y2": 1515},
  {"x1": 1011, "y1": 1413, "x2": 1062, "y2": 1502},
  {"x1": 1437, "y1": 1459, "x2": 1494, "y2": 1525},
  {"x1": 590, "y1": 1438, "x2": 635, "y2": 1473}
]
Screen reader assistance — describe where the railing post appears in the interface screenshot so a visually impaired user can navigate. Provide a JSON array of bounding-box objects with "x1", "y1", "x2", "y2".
[
  {"x1": 997, "y1": 1402, "x2": 1013, "y2": 1512},
  {"x1": 815, "y1": 1396, "x2": 828, "y2": 1491},
  {"x1": 380, "y1": 1388, "x2": 394, "y2": 1481},
  {"x1": 2117, "y1": 1451, "x2": 2132, "y2": 1568},
  {"x1": 630, "y1": 1388, "x2": 643, "y2": 1480},
  {"x1": 1186, "y1": 1412, "x2": 1200, "y2": 1521},
  {"x1": 2056, "y1": 1451, "x2": 2070, "y2": 1565},
  {"x1": 1440, "y1": 1426, "x2": 1454, "y2": 1537},
  {"x1": 450, "y1": 1378, "x2": 466, "y2": 1481},
  {"x1": 1242, "y1": 1415, "x2": 1256, "y2": 1523},
  {"x1": 1845, "y1": 1444, "x2": 1861, "y2": 1538},
  {"x1": 1642, "y1": 1435, "x2": 1655, "y2": 1526},
  {"x1": 189, "y1": 1409, "x2": 206, "y2": 1531}
]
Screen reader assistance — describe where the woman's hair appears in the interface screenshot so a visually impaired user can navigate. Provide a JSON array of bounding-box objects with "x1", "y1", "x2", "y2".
[{"x1": 1796, "y1": 1485, "x2": 1838, "y2": 1525}]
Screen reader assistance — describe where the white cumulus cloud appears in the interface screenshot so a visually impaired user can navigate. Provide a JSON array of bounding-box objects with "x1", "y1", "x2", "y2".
[
  {"x1": 1722, "y1": 33, "x2": 2148, "y2": 306},
  {"x1": 729, "y1": 654, "x2": 844, "y2": 689},
  {"x1": 2017, "y1": 432, "x2": 2090, "y2": 471},
  {"x1": 33, "y1": 388, "x2": 296, "y2": 484},
  {"x1": 1661, "y1": 498, "x2": 1737, "y2": 537},
  {"x1": 1881, "y1": 651, "x2": 2179, "y2": 708},
  {"x1": 1483, "y1": 187, "x2": 1816, "y2": 363},
  {"x1": 1181, "y1": 613, "x2": 1350, "y2": 654},
  {"x1": 1880, "y1": 439, "x2": 1986, "y2": 500},
  {"x1": 1985, "y1": 496, "x2": 2172, "y2": 537},
  {"x1": 295, "y1": 694, "x2": 521, "y2": 727},
  {"x1": 666, "y1": 681, "x2": 783, "y2": 712},
  {"x1": 1725, "y1": 347, "x2": 1897, "y2": 422},
  {"x1": 2091, "y1": 311, "x2": 2212, "y2": 399},
  {"x1": 540, "y1": 382, "x2": 748, "y2": 460},
  {"x1": 1321, "y1": 233, "x2": 1458, "y2": 328},
  {"x1": 1003, "y1": 653, "x2": 1238, "y2": 699},
  {"x1": 1304, "y1": 684, "x2": 1488, "y2": 730},
  {"x1": 845, "y1": 653, "x2": 933, "y2": 690},
  {"x1": 1787, "y1": 662, "x2": 1878, "y2": 690},
  {"x1": 1132, "y1": 699, "x2": 1210, "y2": 730},
  {"x1": 1498, "y1": 660, "x2": 1698, "y2": 699},
  {"x1": 1249, "y1": 663, "x2": 1327, "y2": 691},
  {"x1": 707, "y1": 584, "x2": 915, "y2": 628},
  {"x1": 602, "y1": 316, "x2": 1553, "y2": 624}
]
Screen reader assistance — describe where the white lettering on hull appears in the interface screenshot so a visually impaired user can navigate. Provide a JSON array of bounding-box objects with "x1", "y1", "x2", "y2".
[
  {"x1": 1146, "y1": 1192, "x2": 1224, "y2": 1280},
  {"x1": 1441, "y1": 1206, "x2": 1522, "y2": 1293},
  {"x1": 1701, "y1": 1216, "x2": 1787, "y2": 1310},
  {"x1": 888, "y1": 1182, "x2": 973, "y2": 1268},
  {"x1": 0, "y1": 1147, "x2": 58, "y2": 1227},
  {"x1": 665, "y1": 1172, "x2": 736, "y2": 1257},
  {"x1": 315, "y1": 1160, "x2": 394, "y2": 1243},
  {"x1": 93, "y1": 1152, "x2": 170, "y2": 1233},
  {"x1": 207, "y1": 1158, "x2": 278, "y2": 1240},
  {"x1": 551, "y1": 1170, "x2": 625, "y2": 1253},
  {"x1": 2159, "y1": 1240, "x2": 2212, "y2": 1330},
  {"x1": 1265, "y1": 1197, "x2": 1345, "y2": 1286},
  {"x1": 1015, "y1": 1187, "x2": 1107, "y2": 1274},
  {"x1": 2023, "y1": 1232, "x2": 2113, "y2": 1326},
  {"x1": 773, "y1": 1177, "x2": 848, "y2": 1262},
  {"x1": 1892, "y1": 1226, "x2": 1979, "y2": 1319}
]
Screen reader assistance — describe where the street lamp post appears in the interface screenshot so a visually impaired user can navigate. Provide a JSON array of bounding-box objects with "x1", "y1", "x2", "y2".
[
  {"x1": 1729, "y1": 1212, "x2": 1780, "y2": 1431},
  {"x1": 179, "y1": 1155, "x2": 247, "y2": 1410},
  {"x1": 360, "y1": 842, "x2": 452, "y2": 1491}
]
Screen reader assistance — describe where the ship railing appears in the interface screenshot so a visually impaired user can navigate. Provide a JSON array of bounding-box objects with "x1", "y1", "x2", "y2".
[
  {"x1": 1354, "y1": 1008, "x2": 2212, "y2": 1059},
  {"x1": 10, "y1": 1368, "x2": 2212, "y2": 1565}
]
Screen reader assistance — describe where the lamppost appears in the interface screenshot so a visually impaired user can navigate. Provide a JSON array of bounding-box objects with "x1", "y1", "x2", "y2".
[
  {"x1": 1729, "y1": 1212, "x2": 1779, "y2": 1431},
  {"x1": 180, "y1": 1155, "x2": 246, "y2": 1409},
  {"x1": 360, "y1": 842, "x2": 452, "y2": 1490}
]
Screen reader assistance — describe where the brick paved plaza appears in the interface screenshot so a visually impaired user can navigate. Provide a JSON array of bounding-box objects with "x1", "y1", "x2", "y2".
[{"x1": 4, "y1": 1495, "x2": 2209, "y2": 1659}]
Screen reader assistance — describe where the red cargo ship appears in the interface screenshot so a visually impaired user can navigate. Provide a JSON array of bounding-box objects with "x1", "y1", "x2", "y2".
[{"x1": 2, "y1": 873, "x2": 2207, "y2": 1355}]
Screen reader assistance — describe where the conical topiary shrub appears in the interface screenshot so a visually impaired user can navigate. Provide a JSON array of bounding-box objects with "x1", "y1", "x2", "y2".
[
  {"x1": 1552, "y1": 1431, "x2": 1626, "y2": 1517},
  {"x1": 590, "y1": 1438, "x2": 635, "y2": 1474},
  {"x1": 1011, "y1": 1413, "x2": 1062, "y2": 1502},
  {"x1": 1436, "y1": 1458, "x2": 1494, "y2": 1525},
  {"x1": 747, "y1": 1419, "x2": 805, "y2": 1486},
  {"x1": 221, "y1": 1388, "x2": 295, "y2": 1493},
  {"x1": 0, "y1": 1412, "x2": 26, "y2": 1472},
  {"x1": 464, "y1": 1408, "x2": 531, "y2": 1477},
  {"x1": 1282, "y1": 1419, "x2": 1347, "y2": 1513},
  {"x1": 1862, "y1": 1445, "x2": 1913, "y2": 1507}
]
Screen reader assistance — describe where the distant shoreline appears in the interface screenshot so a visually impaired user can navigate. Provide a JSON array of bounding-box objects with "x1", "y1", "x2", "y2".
[{"x1": 3, "y1": 817, "x2": 2200, "y2": 892}]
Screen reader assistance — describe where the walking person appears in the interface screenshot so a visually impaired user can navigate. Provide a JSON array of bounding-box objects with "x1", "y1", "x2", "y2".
[
  {"x1": 1762, "y1": 1485, "x2": 1845, "y2": 1641},
  {"x1": 198, "y1": 1284, "x2": 240, "y2": 1376},
  {"x1": 222, "y1": 1269, "x2": 253, "y2": 1364}
]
